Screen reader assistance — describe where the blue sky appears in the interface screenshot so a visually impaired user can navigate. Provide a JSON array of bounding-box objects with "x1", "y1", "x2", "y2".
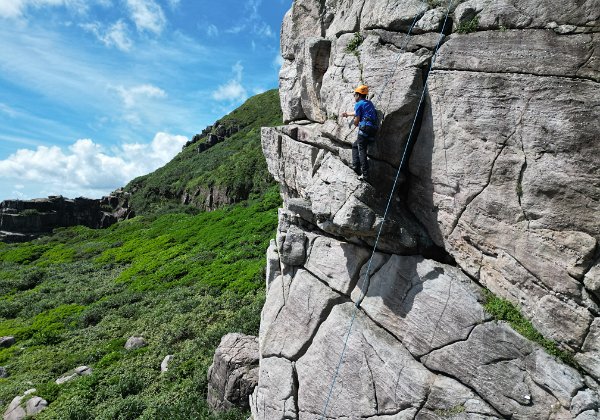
[{"x1": 0, "y1": 0, "x2": 290, "y2": 200}]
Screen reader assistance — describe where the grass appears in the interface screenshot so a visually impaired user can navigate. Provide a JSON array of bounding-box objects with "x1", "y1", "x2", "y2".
[
  {"x1": 0, "y1": 187, "x2": 281, "y2": 419},
  {"x1": 483, "y1": 291, "x2": 577, "y2": 368}
]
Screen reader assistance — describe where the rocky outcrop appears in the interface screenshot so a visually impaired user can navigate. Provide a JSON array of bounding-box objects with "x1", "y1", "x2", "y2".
[
  {"x1": 182, "y1": 120, "x2": 241, "y2": 151},
  {"x1": 0, "y1": 337, "x2": 15, "y2": 348},
  {"x1": 0, "y1": 190, "x2": 133, "y2": 243},
  {"x1": 207, "y1": 333, "x2": 259, "y2": 411},
  {"x1": 181, "y1": 184, "x2": 242, "y2": 212},
  {"x1": 3, "y1": 390, "x2": 48, "y2": 420},
  {"x1": 55, "y1": 366, "x2": 93, "y2": 385},
  {"x1": 250, "y1": 0, "x2": 600, "y2": 418},
  {"x1": 124, "y1": 336, "x2": 147, "y2": 350}
]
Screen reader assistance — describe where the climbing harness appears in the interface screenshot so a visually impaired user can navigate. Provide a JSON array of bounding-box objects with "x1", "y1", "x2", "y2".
[{"x1": 321, "y1": 1, "x2": 455, "y2": 418}]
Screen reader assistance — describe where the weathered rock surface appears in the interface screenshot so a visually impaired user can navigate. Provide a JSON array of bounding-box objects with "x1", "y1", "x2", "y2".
[
  {"x1": 0, "y1": 192, "x2": 132, "y2": 243},
  {"x1": 350, "y1": 255, "x2": 489, "y2": 357},
  {"x1": 3, "y1": 390, "x2": 48, "y2": 420},
  {"x1": 249, "y1": 0, "x2": 600, "y2": 418},
  {"x1": 296, "y1": 302, "x2": 434, "y2": 419},
  {"x1": 0, "y1": 366, "x2": 8, "y2": 378},
  {"x1": 124, "y1": 336, "x2": 147, "y2": 350},
  {"x1": 207, "y1": 333, "x2": 259, "y2": 411},
  {"x1": 0, "y1": 337, "x2": 15, "y2": 348},
  {"x1": 55, "y1": 366, "x2": 93, "y2": 385},
  {"x1": 250, "y1": 356, "x2": 297, "y2": 420},
  {"x1": 260, "y1": 269, "x2": 343, "y2": 360},
  {"x1": 408, "y1": 38, "x2": 599, "y2": 357}
]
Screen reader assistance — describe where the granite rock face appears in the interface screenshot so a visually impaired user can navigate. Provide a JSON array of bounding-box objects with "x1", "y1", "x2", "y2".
[
  {"x1": 207, "y1": 333, "x2": 259, "y2": 411},
  {"x1": 248, "y1": 0, "x2": 599, "y2": 418}
]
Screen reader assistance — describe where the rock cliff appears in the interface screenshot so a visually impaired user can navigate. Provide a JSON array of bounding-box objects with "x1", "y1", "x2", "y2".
[
  {"x1": 0, "y1": 192, "x2": 132, "y2": 243},
  {"x1": 251, "y1": 0, "x2": 600, "y2": 418}
]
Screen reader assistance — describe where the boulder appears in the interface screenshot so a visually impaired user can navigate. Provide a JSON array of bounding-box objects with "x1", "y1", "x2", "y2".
[
  {"x1": 0, "y1": 337, "x2": 15, "y2": 348},
  {"x1": 56, "y1": 366, "x2": 93, "y2": 385},
  {"x1": 160, "y1": 355, "x2": 174, "y2": 373},
  {"x1": 0, "y1": 366, "x2": 8, "y2": 378},
  {"x1": 3, "y1": 391, "x2": 48, "y2": 420},
  {"x1": 207, "y1": 333, "x2": 259, "y2": 411},
  {"x1": 124, "y1": 336, "x2": 147, "y2": 350}
]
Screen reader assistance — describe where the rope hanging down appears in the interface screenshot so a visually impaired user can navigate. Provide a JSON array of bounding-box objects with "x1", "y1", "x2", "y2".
[{"x1": 320, "y1": 2, "x2": 455, "y2": 418}]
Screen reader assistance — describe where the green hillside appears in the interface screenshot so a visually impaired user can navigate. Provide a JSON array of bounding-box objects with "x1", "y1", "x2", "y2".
[
  {"x1": 0, "y1": 188, "x2": 280, "y2": 419},
  {"x1": 125, "y1": 89, "x2": 282, "y2": 215},
  {"x1": 0, "y1": 90, "x2": 284, "y2": 419}
]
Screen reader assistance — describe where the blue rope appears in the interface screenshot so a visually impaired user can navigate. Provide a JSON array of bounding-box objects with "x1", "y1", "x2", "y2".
[{"x1": 320, "y1": 2, "x2": 455, "y2": 418}]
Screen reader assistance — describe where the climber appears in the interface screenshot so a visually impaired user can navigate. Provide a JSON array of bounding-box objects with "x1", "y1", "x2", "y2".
[{"x1": 342, "y1": 85, "x2": 378, "y2": 181}]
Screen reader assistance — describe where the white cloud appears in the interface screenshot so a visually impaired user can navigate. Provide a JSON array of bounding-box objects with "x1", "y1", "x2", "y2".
[
  {"x1": 206, "y1": 23, "x2": 218, "y2": 37},
  {"x1": 81, "y1": 20, "x2": 133, "y2": 51},
  {"x1": 212, "y1": 61, "x2": 247, "y2": 103},
  {"x1": 212, "y1": 80, "x2": 247, "y2": 102},
  {"x1": 0, "y1": 0, "x2": 96, "y2": 19},
  {"x1": 254, "y1": 21, "x2": 274, "y2": 38},
  {"x1": 0, "y1": 133, "x2": 188, "y2": 198},
  {"x1": 0, "y1": 103, "x2": 18, "y2": 118},
  {"x1": 125, "y1": 0, "x2": 166, "y2": 34},
  {"x1": 225, "y1": 24, "x2": 246, "y2": 34},
  {"x1": 246, "y1": 0, "x2": 261, "y2": 19},
  {"x1": 232, "y1": 61, "x2": 243, "y2": 81},
  {"x1": 166, "y1": 0, "x2": 180, "y2": 10},
  {"x1": 0, "y1": 0, "x2": 25, "y2": 18},
  {"x1": 115, "y1": 84, "x2": 167, "y2": 108}
]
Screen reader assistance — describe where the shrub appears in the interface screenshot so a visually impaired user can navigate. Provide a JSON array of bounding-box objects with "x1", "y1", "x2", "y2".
[
  {"x1": 16, "y1": 268, "x2": 46, "y2": 291},
  {"x1": 456, "y1": 15, "x2": 479, "y2": 34},
  {"x1": 20, "y1": 208, "x2": 41, "y2": 216},
  {"x1": 346, "y1": 32, "x2": 363, "y2": 55}
]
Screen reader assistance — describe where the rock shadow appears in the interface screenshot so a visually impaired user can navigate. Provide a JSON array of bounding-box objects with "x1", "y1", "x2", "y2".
[{"x1": 405, "y1": 91, "x2": 447, "y2": 249}]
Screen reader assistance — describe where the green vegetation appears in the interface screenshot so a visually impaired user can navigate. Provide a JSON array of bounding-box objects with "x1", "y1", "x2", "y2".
[
  {"x1": 20, "y1": 209, "x2": 41, "y2": 216},
  {"x1": 125, "y1": 89, "x2": 282, "y2": 215},
  {"x1": 427, "y1": 0, "x2": 466, "y2": 10},
  {"x1": 0, "y1": 187, "x2": 281, "y2": 419},
  {"x1": 483, "y1": 291, "x2": 577, "y2": 367},
  {"x1": 456, "y1": 15, "x2": 479, "y2": 34},
  {"x1": 345, "y1": 32, "x2": 364, "y2": 56},
  {"x1": 434, "y1": 404, "x2": 466, "y2": 417}
]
